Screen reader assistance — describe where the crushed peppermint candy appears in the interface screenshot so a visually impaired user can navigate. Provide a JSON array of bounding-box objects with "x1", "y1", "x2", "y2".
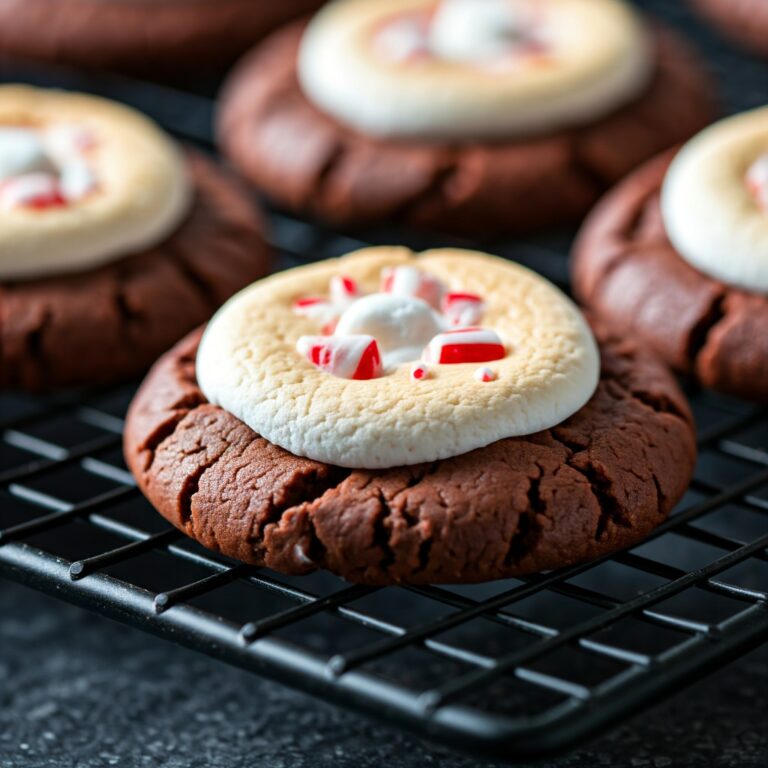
[
  {"x1": 381, "y1": 265, "x2": 444, "y2": 309},
  {"x1": 442, "y1": 291, "x2": 484, "y2": 327},
  {"x1": 294, "y1": 267, "x2": 507, "y2": 380},
  {"x1": 0, "y1": 124, "x2": 98, "y2": 211},
  {"x1": 373, "y1": 0, "x2": 550, "y2": 69},
  {"x1": 746, "y1": 153, "x2": 768, "y2": 212},
  {"x1": 422, "y1": 327, "x2": 505, "y2": 365},
  {"x1": 330, "y1": 275, "x2": 360, "y2": 307},
  {"x1": 474, "y1": 366, "x2": 498, "y2": 383},
  {"x1": 297, "y1": 335, "x2": 383, "y2": 380},
  {"x1": 410, "y1": 363, "x2": 431, "y2": 381}
]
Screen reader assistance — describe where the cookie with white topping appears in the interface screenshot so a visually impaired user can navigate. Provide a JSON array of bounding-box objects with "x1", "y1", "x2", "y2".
[
  {"x1": 124, "y1": 247, "x2": 696, "y2": 585},
  {"x1": 0, "y1": 0, "x2": 326, "y2": 75},
  {"x1": 573, "y1": 107, "x2": 768, "y2": 403},
  {"x1": 219, "y1": 0, "x2": 714, "y2": 235},
  {"x1": 0, "y1": 85, "x2": 269, "y2": 391}
]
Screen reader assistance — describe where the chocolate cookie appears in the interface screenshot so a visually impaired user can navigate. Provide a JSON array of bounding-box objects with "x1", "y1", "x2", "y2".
[
  {"x1": 691, "y1": 0, "x2": 768, "y2": 58},
  {"x1": 124, "y1": 322, "x2": 696, "y2": 585},
  {"x1": 0, "y1": 153, "x2": 268, "y2": 390},
  {"x1": 572, "y1": 149, "x2": 768, "y2": 403},
  {"x1": 0, "y1": 0, "x2": 325, "y2": 74},
  {"x1": 218, "y1": 22, "x2": 714, "y2": 236}
]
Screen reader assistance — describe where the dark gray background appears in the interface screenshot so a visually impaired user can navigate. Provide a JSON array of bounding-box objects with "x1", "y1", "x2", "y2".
[{"x1": 0, "y1": 582, "x2": 765, "y2": 767}]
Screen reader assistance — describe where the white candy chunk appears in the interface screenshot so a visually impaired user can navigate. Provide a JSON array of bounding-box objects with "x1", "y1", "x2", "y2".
[
  {"x1": 382, "y1": 265, "x2": 445, "y2": 309},
  {"x1": 0, "y1": 127, "x2": 53, "y2": 181},
  {"x1": 59, "y1": 160, "x2": 97, "y2": 202},
  {"x1": 0, "y1": 172, "x2": 60, "y2": 210},
  {"x1": 430, "y1": 0, "x2": 528, "y2": 62},
  {"x1": 375, "y1": 17, "x2": 425, "y2": 62},
  {"x1": 297, "y1": 334, "x2": 382, "y2": 380},
  {"x1": 335, "y1": 293, "x2": 443, "y2": 366},
  {"x1": 746, "y1": 153, "x2": 768, "y2": 212},
  {"x1": 474, "y1": 366, "x2": 498, "y2": 382},
  {"x1": 43, "y1": 124, "x2": 92, "y2": 164}
]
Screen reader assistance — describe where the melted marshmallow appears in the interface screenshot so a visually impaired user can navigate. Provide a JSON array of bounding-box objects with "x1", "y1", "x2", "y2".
[
  {"x1": 661, "y1": 107, "x2": 768, "y2": 294},
  {"x1": 0, "y1": 85, "x2": 192, "y2": 282},
  {"x1": 334, "y1": 292, "x2": 444, "y2": 367},
  {"x1": 298, "y1": 0, "x2": 652, "y2": 140},
  {"x1": 429, "y1": 0, "x2": 539, "y2": 63},
  {"x1": 197, "y1": 247, "x2": 601, "y2": 469},
  {"x1": 0, "y1": 128, "x2": 53, "y2": 180},
  {"x1": 0, "y1": 125, "x2": 97, "y2": 212}
]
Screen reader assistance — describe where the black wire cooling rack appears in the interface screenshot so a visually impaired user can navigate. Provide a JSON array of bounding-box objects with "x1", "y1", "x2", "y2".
[{"x1": 1, "y1": 1, "x2": 767, "y2": 761}]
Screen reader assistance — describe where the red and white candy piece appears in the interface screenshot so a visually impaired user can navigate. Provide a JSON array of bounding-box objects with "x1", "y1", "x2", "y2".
[
  {"x1": 441, "y1": 292, "x2": 484, "y2": 327},
  {"x1": 422, "y1": 327, "x2": 505, "y2": 365},
  {"x1": 293, "y1": 296, "x2": 333, "y2": 317},
  {"x1": 381, "y1": 266, "x2": 445, "y2": 309},
  {"x1": 474, "y1": 366, "x2": 497, "y2": 383},
  {"x1": 0, "y1": 173, "x2": 66, "y2": 211},
  {"x1": 746, "y1": 153, "x2": 768, "y2": 212},
  {"x1": 292, "y1": 297, "x2": 339, "y2": 335},
  {"x1": 410, "y1": 363, "x2": 431, "y2": 381},
  {"x1": 330, "y1": 275, "x2": 360, "y2": 308},
  {"x1": 297, "y1": 335, "x2": 382, "y2": 380}
]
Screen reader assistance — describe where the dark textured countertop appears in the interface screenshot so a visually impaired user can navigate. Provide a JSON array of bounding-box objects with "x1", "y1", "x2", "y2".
[{"x1": 0, "y1": 581, "x2": 765, "y2": 768}]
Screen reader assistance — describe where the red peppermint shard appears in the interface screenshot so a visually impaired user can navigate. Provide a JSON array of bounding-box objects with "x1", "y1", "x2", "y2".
[
  {"x1": 330, "y1": 275, "x2": 360, "y2": 306},
  {"x1": 297, "y1": 335, "x2": 382, "y2": 380},
  {"x1": 293, "y1": 296, "x2": 330, "y2": 313},
  {"x1": 422, "y1": 328, "x2": 505, "y2": 365},
  {"x1": 474, "y1": 367, "x2": 497, "y2": 383},
  {"x1": 0, "y1": 173, "x2": 67, "y2": 211},
  {"x1": 441, "y1": 292, "x2": 484, "y2": 327},
  {"x1": 746, "y1": 154, "x2": 768, "y2": 212}
]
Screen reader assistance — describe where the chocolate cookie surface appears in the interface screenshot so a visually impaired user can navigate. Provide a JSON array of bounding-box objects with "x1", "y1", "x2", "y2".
[
  {"x1": 218, "y1": 22, "x2": 714, "y2": 236},
  {"x1": 0, "y1": 153, "x2": 268, "y2": 391},
  {"x1": 0, "y1": 0, "x2": 325, "y2": 74},
  {"x1": 124, "y1": 322, "x2": 696, "y2": 585},
  {"x1": 692, "y1": 0, "x2": 768, "y2": 57},
  {"x1": 572, "y1": 150, "x2": 768, "y2": 403}
]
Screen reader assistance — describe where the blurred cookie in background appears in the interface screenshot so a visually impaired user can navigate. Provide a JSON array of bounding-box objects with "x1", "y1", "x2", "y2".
[
  {"x1": 572, "y1": 107, "x2": 768, "y2": 403},
  {"x1": 691, "y1": 0, "x2": 768, "y2": 58},
  {"x1": 218, "y1": 0, "x2": 715, "y2": 236},
  {"x1": 0, "y1": 0, "x2": 327, "y2": 75},
  {"x1": 0, "y1": 85, "x2": 269, "y2": 390}
]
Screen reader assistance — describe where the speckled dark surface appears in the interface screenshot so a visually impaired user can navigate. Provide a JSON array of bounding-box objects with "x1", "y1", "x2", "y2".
[{"x1": 0, "y1": 581, "x2": 765, "y2": 767}]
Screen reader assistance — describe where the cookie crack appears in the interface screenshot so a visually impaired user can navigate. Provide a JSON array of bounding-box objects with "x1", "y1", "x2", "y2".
[
  {"x1": 256, "y1": 466, "x2": 351, "y2": 543},
  {"x1": 312, "y1": 140, "x2": 346, "y2": 202},
  {"x1": 391, "y1": 156, "x2": 460, "y2": 228},
  {"x1": 686, "y1": 292, "x2": 726, "y2": 369},
  {"x1": 572, "y1": 456, "x2": 632, "y2": 541},
  {"x1": 138, "y1": 392, "x2": 208, "y2": 475},
  {"x1": 178, "y1": 453, "x2": 223, "y2": 531},
  {"x1": 373, "y1": 489, "x2": 397, "y2": 575},
  {"x1": 547, "y1": 427, "x2": 632, "y2": 542},
  {"x1": 504, "y1": 461, "x2": 546, "y2": 567},
  {"x1": 23, "y1": 307, "x2": 52, "y2": 389},
  {"x1": 606, "y1": 370, "x2": 691, "y2": 424},
  {"x1": 173, "y1": 252, "x2": 219, "y2": 311},
  {"x1": 113, "y1": 280, "x2": 144, "y2": 331}
]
